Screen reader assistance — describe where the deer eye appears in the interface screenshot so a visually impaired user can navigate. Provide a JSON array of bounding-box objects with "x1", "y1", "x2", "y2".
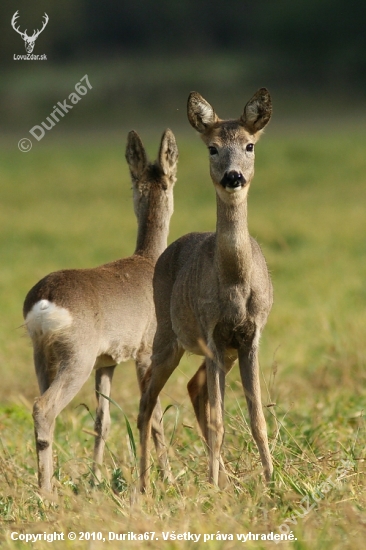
[
  {"x1": 208, "y1": 146, "x2": 218, "y2": 156},
  {"x1": 246, "y1": 143, "x2": 254, "y2": 152}
]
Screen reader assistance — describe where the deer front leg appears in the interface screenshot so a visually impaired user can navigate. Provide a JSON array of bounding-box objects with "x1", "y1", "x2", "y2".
[
  {"x1": 93, "y1": 365, "x2": 116, "y2": 483},
  {"x1": 136, "y1": 354, "x2": 173, "y2": 483},
  {"x1": 238, "y1": 340, "x2": 273, "y2": 483},
  {"x1": 188, "y1": 356, "x2": 235, "y2": 488},
  {"x1": 205, "y1": 355, "x2": 226, "y2": 487},
  {"x1": 138, "y1": 340, "x2": 184, "y2": 492}
]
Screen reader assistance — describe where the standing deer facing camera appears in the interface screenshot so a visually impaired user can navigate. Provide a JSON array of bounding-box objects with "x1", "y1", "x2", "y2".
[
  {"x1": 23, "y1": 129, "x2": 178, "y2": 493},
  {"x1": 138, "y1": 89, "x2": 273, "y2": 490}
]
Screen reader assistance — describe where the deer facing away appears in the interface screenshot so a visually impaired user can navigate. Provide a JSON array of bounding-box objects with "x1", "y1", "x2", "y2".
[
  {"x1": 23, "y1": 129, "x2": 178, "y2": 493},
  {"x1": 138, "y1": 89, "x2": 273, "y2": 490}
]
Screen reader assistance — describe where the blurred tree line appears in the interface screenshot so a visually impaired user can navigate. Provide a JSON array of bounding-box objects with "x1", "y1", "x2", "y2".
[
  {"x1": 1, "y1": 0, "x2": 365, "y2": 129},
  {"x1": 2, "y1": 0, "x2": 365, "y2": 88}
]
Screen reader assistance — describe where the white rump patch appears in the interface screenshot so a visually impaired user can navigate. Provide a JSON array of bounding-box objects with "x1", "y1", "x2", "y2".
[{"x1": 25, "y1": 299, "x2": 73, "y2": 339}]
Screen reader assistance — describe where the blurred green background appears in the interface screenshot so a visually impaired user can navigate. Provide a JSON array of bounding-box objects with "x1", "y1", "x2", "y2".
[{"x1": 1, "y1": 0, "x2": 366, "y2": 131}]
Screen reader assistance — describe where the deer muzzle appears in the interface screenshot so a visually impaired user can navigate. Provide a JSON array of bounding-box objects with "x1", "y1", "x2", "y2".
[{"x1": 220, "y1": 171, "x2": 246, "y2": 193}]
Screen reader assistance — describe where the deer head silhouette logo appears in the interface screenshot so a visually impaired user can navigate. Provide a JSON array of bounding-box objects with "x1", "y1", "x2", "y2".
[{"x1": 11, "y1": 11, "x2": 49, "y2": 54}]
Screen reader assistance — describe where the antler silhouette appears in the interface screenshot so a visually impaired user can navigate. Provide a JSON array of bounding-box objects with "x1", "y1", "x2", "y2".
[
  {"x1": 33, "y1": 13, "x2": 49, "y2": 40},
  {"x1": 11, "y1": 11, "x2": 49, "y2": 53},
  {"x1": 11, "y1": 11, "x2": 26, "y2": 39}
]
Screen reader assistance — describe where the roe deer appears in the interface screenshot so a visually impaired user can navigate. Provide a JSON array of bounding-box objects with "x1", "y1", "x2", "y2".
[
  {"x1": 138, "y1": 90, "x2": 273, "y2": 490},
  {"x1": 23, "y1": 129, "x2": 178, "y2": 493}
]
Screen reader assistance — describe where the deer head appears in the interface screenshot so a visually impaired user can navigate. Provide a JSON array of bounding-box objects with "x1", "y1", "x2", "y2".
[
  {"x1": 187, "y1": 89, "x2": 272, "y2": 203},
  {"x1": 11, "y1": 11, "x2": 49, "y2": 54}
]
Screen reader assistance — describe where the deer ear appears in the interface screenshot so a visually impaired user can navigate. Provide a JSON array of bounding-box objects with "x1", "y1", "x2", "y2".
[
  {"x1": 187, "y1": 92, "x2": 219, "y2": 133},
  {"x1": 241, "y1": 88, "x2": 272, "y2": 134},
  {"x1": 158, "y1": 128, "x2": 178, "y2": 182},
  {"x1": 125, "y1": 130, "x2": 148, "y2": 180}
]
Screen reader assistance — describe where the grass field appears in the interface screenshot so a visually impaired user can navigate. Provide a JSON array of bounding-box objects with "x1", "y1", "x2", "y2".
[{"x1": 0, "y1": 123, "x2": 365, "y2": 548}]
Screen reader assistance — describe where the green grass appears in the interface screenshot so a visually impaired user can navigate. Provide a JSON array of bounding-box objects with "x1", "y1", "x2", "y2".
[{"x1": 0, "y1": 125, "x2": 365, "y2": 548}]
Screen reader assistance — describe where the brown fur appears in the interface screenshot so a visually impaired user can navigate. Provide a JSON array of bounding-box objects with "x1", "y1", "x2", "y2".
[
  {"x1": 138, "y1": 90, "x2": 273, "y2": 491},
  {"x1": 23, "y1": 129, "x2": 178, "y2": 493}
]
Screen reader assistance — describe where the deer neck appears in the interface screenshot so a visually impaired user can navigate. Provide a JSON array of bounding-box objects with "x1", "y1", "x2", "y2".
[
  {"x1": 215, "y1": 194, "x2": 252, "y2": 285},
  {"x1": 134, "y1": 195, "x2": 172, "y2": 264}
]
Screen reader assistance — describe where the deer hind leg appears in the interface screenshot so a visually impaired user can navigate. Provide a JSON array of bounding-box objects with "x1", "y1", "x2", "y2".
[
  {"x1": 136, "y1": 354, "x2": 173, "y2": 483},
  {"x1": 33, "y1": 343, "x2": 96, "y2": 493},
  {"x1": 188, "y1": 357, "x2": 235, "y2": 488},
  {"x1": 238, "y1": 340, "x2": 273, "y2": 483},
  {"x1": 187, "y1": 361, "x2": 210, "y2": 442},
  {"x1": 93, "y1": 365, "x2": 116, "y2": 483},
  {"x1": 138, "y1": 339, "x2": 184, "y2": 492},
  {"x1": 32, "y1": 345, "x2": 55, "y2": 493}
]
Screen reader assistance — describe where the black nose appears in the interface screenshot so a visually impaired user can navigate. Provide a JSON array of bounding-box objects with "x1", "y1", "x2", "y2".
[{"x1": 220, "y1": 170, "x2": 246, "y2": 189}]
